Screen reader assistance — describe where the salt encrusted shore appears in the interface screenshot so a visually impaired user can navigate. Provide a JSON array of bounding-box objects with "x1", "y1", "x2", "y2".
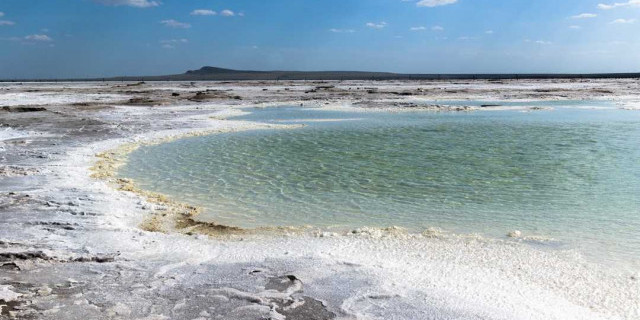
[{"x1": 1, "y1": 80, "x2": 639, "y2": 319}]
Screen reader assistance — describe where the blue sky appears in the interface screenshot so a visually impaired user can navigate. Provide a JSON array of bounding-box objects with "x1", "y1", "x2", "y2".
[{"x1": 0, "y1": 0, "x2": 639, "y2": 78}]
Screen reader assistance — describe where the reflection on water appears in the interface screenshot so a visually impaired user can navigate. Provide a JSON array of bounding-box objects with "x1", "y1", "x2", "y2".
[{"x1": 119, "y1": 101, "x2": 640, "y2": 267}]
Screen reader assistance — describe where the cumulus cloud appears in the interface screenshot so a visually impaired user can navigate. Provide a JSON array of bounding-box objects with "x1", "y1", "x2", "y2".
[
  {"x1": 431, "y1": 25, "x2": 444, "y2": 31},
  {"x1": 417, "y1": 0, "x2": 457, "y2": 7},
  {"x1": 191, "y1": 9, "x2": 216, "y2": 16},
  {"x1": 329, "y1": 28, "x2": 355, "y2": 33},
  {"x1": 0, "y1": 20, "x2": 15, "y2": 26},
  {"x1": 25, "y1": 34, "x2": 53, "y2": 41},
  {"x1": 410, "y1": 26, "x2": 426, "y2": 31},
  {"x1": 366, "y1": 22, "x2": 387, "y2": 29},
  {"x1": 220, "y1": 10, "x2": 235, "y2": 16},
  {"x1": 611, "y1": 18, "x2": 636, "y2": 23},
  {"x1": 571, "y1": 13, "x2": 597, "y2": 19},
  {"x1": 598, "y1": 0, "x2": 640, "y2": 9},
  {"x1": 160, "y1": 19, "x2": 191, "y2": 28},
  {"x1": 93, "y1": 0, "x2": 159, "y2": 8}
]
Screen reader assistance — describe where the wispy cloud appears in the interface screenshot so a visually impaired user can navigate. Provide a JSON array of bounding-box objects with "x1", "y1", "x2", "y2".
[
  {"x1": 431, "y1": 25, "x2": 444, "y2": 31},
  {"x1": 93, "y1": 0, "x2": 159, "y2": 8},
  {"x1": 598, "y1": 0, "x2": 640, "y2": 9},
  {"x1": 611, "y1": 18, "x2": 636, "y2": 23},
  {"x1": 485, "y1": 30, "x2": 494, "y2": 34},
  {"x1": 220, "y1": 9, "x2": 235, "y2": 17},
  {"x1": 160, "y1": 39, "x2": 187, "y2": 49},
  {"x1": 0, "y1": 12, "x2": 4, "y2": 17},
  {"x1": 160, "y1": 39, "x2": 188, "y2": 44},
  {"x1": 191, "y1": 9, "x2": 216, "y2": 16},
  {"x1": 329, "y1": 28, "x2": 355, "y2": 33},
  {"x1": 570, "y1": 13, "x2": 597, "y2": 19},
  {"x1": 525, "y1": 39, "x2": 552, "y2": 45},
  {"x1": 569, "y1": 25, "x2": 582, "y2": 29},
  {"x1": 0, "y1": 20, "x2": 15, "y2": 26},
  {"x1": 416, "y1": 0, "x2": 458, "y2": 7},
  {"x1": 25, "y1": 34, "x2": 53, "y2": 42},
  {"x1": 366, "y1": 22, "x2": 387, "y2": 29},
  {"x1": 160, "y1": 19, "x2": 191, "y2": 28},
  {"x1": 410, "y1": 26, "x2": 426, "y2": 31}
]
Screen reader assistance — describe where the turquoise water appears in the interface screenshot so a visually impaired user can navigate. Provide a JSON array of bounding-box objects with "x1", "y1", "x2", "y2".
[{"x1": 119, "y1": 101, "x2": 640, "y2": 266}]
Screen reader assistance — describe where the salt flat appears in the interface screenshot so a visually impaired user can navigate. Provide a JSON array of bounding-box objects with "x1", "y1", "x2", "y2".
[{"x1": 1, "y1": 79, "x2": 639, "y2": 319}]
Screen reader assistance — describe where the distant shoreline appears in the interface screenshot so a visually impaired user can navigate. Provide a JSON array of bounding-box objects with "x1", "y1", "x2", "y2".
[{"x1": 2, "y1": 66, "x2": 639, "y2": 82}]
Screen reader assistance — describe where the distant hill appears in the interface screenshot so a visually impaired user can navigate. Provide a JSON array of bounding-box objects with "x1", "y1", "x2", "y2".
[
  {"x1": 2, "y1": 66, "x2": 640, "y2": 82},
  {"x1": 129, "y1": 66, "x2": 400, "y2": 81},
  {"x1": 102, "y1": 66, "x2": 640, "y2": 81}
]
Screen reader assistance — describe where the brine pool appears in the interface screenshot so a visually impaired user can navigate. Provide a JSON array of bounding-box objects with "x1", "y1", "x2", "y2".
[{"x1": 119, "y1": 101, "x2": 640, "y2": 269}]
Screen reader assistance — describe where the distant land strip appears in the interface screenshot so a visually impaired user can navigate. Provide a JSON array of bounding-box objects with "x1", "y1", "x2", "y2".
[{"x1": 2, "y1": 66, "x2": 640, "y2": 82}]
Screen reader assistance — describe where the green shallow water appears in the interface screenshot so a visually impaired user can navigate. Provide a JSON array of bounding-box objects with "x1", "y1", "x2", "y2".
[{"x1": 119, "y1": 102, "x2": 640, "y2": 267}]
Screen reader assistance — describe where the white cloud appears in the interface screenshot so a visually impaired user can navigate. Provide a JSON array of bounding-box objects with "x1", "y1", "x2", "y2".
[
  {"x1": 431, "y1": 25, "x2": 444, "y2": 31},
  {"x1": 611, "y1": 18, "x2": 636, "y2": 23},
  {"x1": 410, "y1": 26, "x2": 426, "y2": 31},
  {"x1": 220, "y1": 9, "x2": 235, "y2": 16},
  {"x1": 416, "y1": 0, "x2": 458, "y2": 7},
  {"x1": 598, "y1": 0, "x2": 640, "y2": 9},
  {"x1": 93, "y1": 0, "x2": 159, "y2": 8},
  {"x1": 191, "y1": 9, "x2": 216, "y2": 16},
  {"x1": 366, "y1": 22, "x2": 387, "y2": 29},
  {"x1": 162, "y1": 44, "x2": 174, "y2": 49},
  {"x1": 570, "y1": 13, "x2": 597, "y2": 19},
  {"x1": 485, "y1": 30, "x2": 494, "y2": 34},
  {"x1": 329, "y1": 28, "x2": 355, "y2": 33},
  {"x1": 160, "y1": 19, "x2": 191, "y2": 28},
  {"x1": 0, "y1": 20, "x2": 15, "y2": 26},
  {"x1": 569, "y1": 25, "x2": 582, "y2": 29},
  {"x1": 25, "y1": 34, "x2": 53, "y2": 41}
]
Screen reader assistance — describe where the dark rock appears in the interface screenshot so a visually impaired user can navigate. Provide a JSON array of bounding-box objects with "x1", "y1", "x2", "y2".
[
  {"x1": 127, "y1": 97, "x2": 154, "y2": 105},
  {"x1": 265, "y1": 275, "x2": 301, "y2": 292},
  {"x1": 275, "y1": 297, "x2": 336, "y2": 320},
  {"x1": 0, "y1": 299, "x2": 22, "y2": 317},
  {"x1": 2, "y1": 106, "x2": 47, "y2": 112},
  {"x1": 0, "y1": 262, "x2": 20, "y2": 271},
  {"x1": 0, "y1": 251, "x2": 50, "y2": 262},
  {"x1": 72, "y1": 256, "x2": 115, "y2": 263}
]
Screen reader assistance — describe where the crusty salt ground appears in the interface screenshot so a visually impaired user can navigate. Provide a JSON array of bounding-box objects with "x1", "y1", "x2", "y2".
[{"x1": 0, "y1": 80, "x2": 639, "y2": 319}]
